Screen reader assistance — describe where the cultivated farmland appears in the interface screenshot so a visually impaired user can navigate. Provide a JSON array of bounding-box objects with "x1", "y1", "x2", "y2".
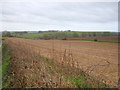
[{"x1": 2, "y1": 37, "x2": 118, "y2": 88}]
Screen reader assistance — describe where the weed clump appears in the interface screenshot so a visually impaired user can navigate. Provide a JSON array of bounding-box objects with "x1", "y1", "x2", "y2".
[
  {"x1": 94, "y1": 39, "x2": 98, "y2": 42},
  {"x1": 62, "y1": 38, "x2": 67, "y2": 40}
]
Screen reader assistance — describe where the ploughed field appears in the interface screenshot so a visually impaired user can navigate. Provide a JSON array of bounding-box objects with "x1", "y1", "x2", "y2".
[
  {"x1": 77, "y1": 36, "x2": 119, "y2": 42},
  {"x1": 5, "y1": 37, "x2": 118, "y2": 88}
]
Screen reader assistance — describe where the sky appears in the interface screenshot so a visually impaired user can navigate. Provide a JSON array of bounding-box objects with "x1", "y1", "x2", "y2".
[{"x1": 0, "y1": 1, "x2": 118, "y2": 32}]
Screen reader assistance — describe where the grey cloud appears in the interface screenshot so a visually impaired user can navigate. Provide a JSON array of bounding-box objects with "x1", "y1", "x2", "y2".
[{"x1": 0, "y1": 2, "x2": 118, "y2": 31}]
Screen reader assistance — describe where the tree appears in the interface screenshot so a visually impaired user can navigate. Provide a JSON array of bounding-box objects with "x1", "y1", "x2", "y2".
[{"x1": 2, "y1": 31, "x2": 12, "y2": 37}]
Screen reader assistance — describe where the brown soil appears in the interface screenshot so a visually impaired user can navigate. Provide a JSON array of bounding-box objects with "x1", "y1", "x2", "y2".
[
  {"x1": 77, "y1": 36, "x2": 120, "y2": 42},
  {"x1": 69, "y1": 36, "x2": 119, "y2": 42}
]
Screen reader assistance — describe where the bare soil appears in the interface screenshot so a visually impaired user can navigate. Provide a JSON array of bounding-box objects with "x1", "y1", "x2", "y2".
[{"x1": 69, "y1": 36, "x2": 119, "y2": 42}]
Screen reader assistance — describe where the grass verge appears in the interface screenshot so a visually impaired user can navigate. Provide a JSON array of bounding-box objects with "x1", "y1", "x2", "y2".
[
  {"x1": 0, "y1": 38, "x2": 5, "y2": 40},
  {"x1": 67, "y1": 75, "x2": 92, "y2": 88},
  {"x1": 2, "y1": 42, "x2": 12, "y2": 88},
  {"x1": 38, "y1": 56, "x2": 94, "y2": 88},
  {"x1": 38, "y1": 56, "x2": 110, "y2": 88}
]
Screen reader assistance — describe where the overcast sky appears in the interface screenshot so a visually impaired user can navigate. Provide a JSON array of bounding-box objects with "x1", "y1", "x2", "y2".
[{"x1": 0, "y1": 2, "x2": 118, "y2": 32}]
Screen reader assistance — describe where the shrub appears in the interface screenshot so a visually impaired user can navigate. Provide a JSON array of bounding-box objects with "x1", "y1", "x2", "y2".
[
  {"x1": 94, "y1": 39, "x2": 98, "y2": 42},
  {"x1": 62, "y1": 38, "x2": 67, "y2": 40}
]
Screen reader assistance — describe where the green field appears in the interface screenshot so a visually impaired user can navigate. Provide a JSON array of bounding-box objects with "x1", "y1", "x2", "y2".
[
  {"x1": 13, "y1": 31, "x2": 116, "y2": 38},
  {"x1": 14, "y1": 33, "x2": 43, "y2": 38},
  {"x1": 3, "y1": 31, "x2": 119, "y2": 43}
]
